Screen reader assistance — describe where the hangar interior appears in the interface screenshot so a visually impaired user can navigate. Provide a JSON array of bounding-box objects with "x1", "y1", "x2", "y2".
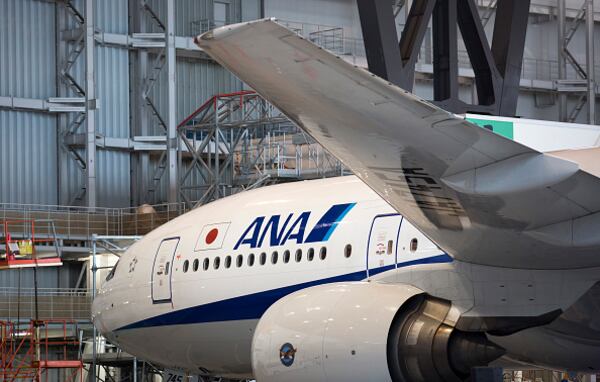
[{"x1": 0, "y1": 0, "x2": 599, "y2": 381}]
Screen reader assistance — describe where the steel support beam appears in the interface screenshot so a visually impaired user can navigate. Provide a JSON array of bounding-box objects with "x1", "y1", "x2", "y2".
[
  {"x1": 586, "y1": 0, "x2": 595, "y2": 124},
  {"x1": 357, "y1": 0, "x2": 530, "y2": 117},
  {"x1": 399, "y1": 0, "x2": 436, "y2": 90},
  {"x1": 356, "y1": 0, "x2": 403, "y2": 86},
  {"x1": 0, "y1": 96, "x2": 85, "y2": 112},
  {"x1": 166, "y1": 0, "x2": 178, "y2": 203},
  {"x1": 457, "y1": 0, "x2": 500, "y2": 107},
  {"x1": 85, "y1": 0, "x2": 97, "y2": 208},
  {"x1": 558, "y1": 0, "x2": 568, "y2": 122},
  {"x1": 490, "y1": 0, "x2": 530, "y2": 115},
  {"x1": 432, "y1": 0, "x2": 458, "y2": 103}
]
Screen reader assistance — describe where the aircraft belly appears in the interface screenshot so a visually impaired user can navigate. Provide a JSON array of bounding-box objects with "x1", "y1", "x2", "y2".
[
  {"x1": 490, "y1": 326, "x2": 600, "y2": 372},
  {"x1": 113, "y1": 320, "x2": 257, "y2": 377},
  {"x1": 479, "y1": 282, "x2": 600, "y2": 371}
]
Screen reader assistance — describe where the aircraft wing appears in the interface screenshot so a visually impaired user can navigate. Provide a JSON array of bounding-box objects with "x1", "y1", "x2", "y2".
[{"x1": 196, "y1": 19, "x2": 600, "y2": 270}]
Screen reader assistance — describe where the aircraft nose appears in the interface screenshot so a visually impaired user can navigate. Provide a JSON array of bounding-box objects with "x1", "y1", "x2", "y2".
[{"x1": 91, "y1": 287, "x2": 116, "y2": 342}]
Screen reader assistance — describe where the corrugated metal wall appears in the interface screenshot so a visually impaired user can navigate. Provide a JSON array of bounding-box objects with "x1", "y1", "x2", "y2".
[
  {"x1": 2, "y1": 0, "x2": 600, "y2": 208},
  {"x1": 141, "y1": 0, "x2": 244, "y2": 203},
  {"x1": 60, "y1": 0, "x2": 131, "y2": 207},
  {"x1": 0, "y1": 0, "x2": 245, "y2": 207},
  {"x1": 0, "y1": 0, "x2": 58, "y2": 205},
  {"x1": 0, "y1": 263, "x2": 82, "y2": 290},
  {"x1": 95, "y1": 0, "x2": 131, "y2": 207}
]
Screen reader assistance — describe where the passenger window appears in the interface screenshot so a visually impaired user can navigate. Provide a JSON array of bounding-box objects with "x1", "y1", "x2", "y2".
[
  {"x1": 248, "y1": 253, "x2": 255, "y2": 266},
  {"x1": 193, "y1": 259, "x2": 199, "y2": 272},
  {"x1": 259, "y1": 252, "x2": 267, "y2": 265},
  {"x1": 225, "y1": 255, "x2": 232, "y2": 268},
  {"x1": 183, "y1": 260, "x2": 189, "y2": 273},
  {"x1": 319, "y1": 247, "x2": 327, "y2": 260},
  {"x1": 345, "y1": 244, "x2": 352, "y2": 258},
  {"x1": 283, "y1": 250, "x2": 290, "y2": 263},
  {"x1": 271, "y1": 251, "x2": 278, "y2": 264},
  {"x1": 410, "y1": 238, "x2": 418, "y2": 252},
  {"x1": 203, "y1": 258, "x2": 209, "y2": 271},
  {"x1": 295, "y1": 249, "x2": 302, "y2": 262},
  {"x1": 387, "y1": 240, "x2": 393, "y2": 255},
  {"x1": 307, "y1": 248, "x2": 314, "y2": 261},
  {"x1": 214, "y1": 257, "x2": 221, "y2": 270},
  {"x1": 236, "y1": 254, "x2": 243, "y2": 268},
  {"x1": 165, "y1": 262, "x2": 170, "y2": 275}
]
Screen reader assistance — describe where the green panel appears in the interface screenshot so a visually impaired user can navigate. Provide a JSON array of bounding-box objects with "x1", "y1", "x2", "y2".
[{"x1": 467, "y1": 118, "x2": 514, "y2": 140}]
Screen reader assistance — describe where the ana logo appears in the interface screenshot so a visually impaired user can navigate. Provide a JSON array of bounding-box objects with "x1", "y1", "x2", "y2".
[
  {"x1": 234, "y1": 203, "x2": 356, "y2": 250},
  {"x1": 279, "y1": 343, "x2": 297, "y2": 367}
]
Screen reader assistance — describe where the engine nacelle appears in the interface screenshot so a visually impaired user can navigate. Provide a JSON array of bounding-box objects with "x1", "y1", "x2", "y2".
[{"x1": 251, "y1": 282, "x2": 505, "y2": 382}]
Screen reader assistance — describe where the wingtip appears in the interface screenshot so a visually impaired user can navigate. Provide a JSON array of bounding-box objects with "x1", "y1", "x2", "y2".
[{"x1": 193, "y1": 18, "x2": 279, "y2": 49}]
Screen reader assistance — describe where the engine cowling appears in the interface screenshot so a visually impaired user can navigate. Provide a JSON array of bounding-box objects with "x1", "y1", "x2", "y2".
[{"x1": 251, "y1": 282, "x2": 505, "y2": 382}]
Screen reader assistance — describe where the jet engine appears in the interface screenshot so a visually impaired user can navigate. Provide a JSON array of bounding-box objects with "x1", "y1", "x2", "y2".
[{"x1": 251, "y1": 282, "x2": 505, "y2": 382}]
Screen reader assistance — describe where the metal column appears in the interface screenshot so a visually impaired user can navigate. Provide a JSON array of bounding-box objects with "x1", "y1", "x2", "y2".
[
  {"x1": 558, "y1": 0, "x2": 568, "y2": 122},
  {"x1": 85, "y1": 0, "x2": 97, "y2": 208},
  {"x1": 129, "y1": 0, "x2": 151, "y2": 206},
  {"x1": 586, "y1": 0, "x2": 596, "y2": 124},
  {"x1": 357, "y1": 0, "x2": 529, "y2": 117},
  {"x1": 166, "y1": 0, "x2": 178, "y2": 203},
  {"x1": 91, "y1": 235, "x2": 98, "y2": 382},
  {"x1": 432, "y1": 0, "x2": 459, "y2": 103},
  {"x1": 356, "y1": 0, "x2": 404, "y2": 86}
]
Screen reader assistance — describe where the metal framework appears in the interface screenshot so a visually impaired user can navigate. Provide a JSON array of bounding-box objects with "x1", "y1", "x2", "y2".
[
  {"x1": 357, "y1": 0, "x2": 530, "y2": 116},
  {"x1": 3, "y1": 1, "x2": 598, "y2": 212},
  {"x1": 557, "y1": 0, "x2": 596, "y2": 124},
  {"x1": 0, "y1": 319, "x2": 84, "y2": 382},
  {"x1": 177, "y1": 91, "x2": 347, "y2": 209}
]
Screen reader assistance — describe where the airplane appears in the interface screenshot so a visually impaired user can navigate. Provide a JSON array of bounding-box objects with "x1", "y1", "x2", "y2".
[{"x1": 92, "y1": 19, "x2": 600, "y2": 382}]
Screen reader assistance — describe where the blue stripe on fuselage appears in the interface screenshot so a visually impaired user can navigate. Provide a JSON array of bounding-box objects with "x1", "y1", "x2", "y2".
[
  {"x1": 116, "y1": 254, "x2": 452, "y2": 331},
  {"x1": 305, "y1": 203, "x2": 356, "y2": 243}
]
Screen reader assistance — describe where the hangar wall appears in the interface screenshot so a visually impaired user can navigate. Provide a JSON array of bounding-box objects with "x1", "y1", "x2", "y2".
[
  {"x1": 0, "y1": 0, "x2": 599, "y2": 209},
  {"x1": 0, "y1": 0, "x2": 244, "y2": 206},
  {"x1": 0, "y1": 0, "x2": 58, "y2": 205}
]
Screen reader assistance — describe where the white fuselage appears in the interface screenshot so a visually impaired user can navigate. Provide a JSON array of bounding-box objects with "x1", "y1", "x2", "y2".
[{"x1": 92, "y1": 176, "x2": 600, "y2": 378}]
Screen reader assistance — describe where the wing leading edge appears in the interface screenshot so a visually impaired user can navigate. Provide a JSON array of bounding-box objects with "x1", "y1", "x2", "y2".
[{"x1": 196, "y1": 19, "x2": 600, "y2": 270}]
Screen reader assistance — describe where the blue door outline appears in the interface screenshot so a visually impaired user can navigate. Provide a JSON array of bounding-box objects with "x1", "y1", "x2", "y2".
[
  {"x1": 366, "y1": 214, "x2": 403, "y2": 278},
  {"x1": 151, "y1": 237, "x2": 179, "y2": 304}
]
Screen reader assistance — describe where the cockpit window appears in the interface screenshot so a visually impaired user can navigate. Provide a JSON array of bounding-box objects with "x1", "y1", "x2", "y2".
[{"x1": 105, "y1": 260, "x2": 120, "y2": 282}]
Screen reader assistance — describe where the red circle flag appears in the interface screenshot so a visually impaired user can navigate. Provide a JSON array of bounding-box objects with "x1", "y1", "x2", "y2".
[{"x1": 205, "y1": 228, "x2": 219, "y2": 244}]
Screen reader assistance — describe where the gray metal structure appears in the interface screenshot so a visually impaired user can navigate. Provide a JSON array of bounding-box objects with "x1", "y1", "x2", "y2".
[
  {"x1": 1, "y1": 0, "x2": 599, "y2": 210},
  {"x1": 357, "y1": 0, "x2": 531, "y2": 116},
  {"x1": 557, "y1": 0, "x2": 596, "y2": 124}
]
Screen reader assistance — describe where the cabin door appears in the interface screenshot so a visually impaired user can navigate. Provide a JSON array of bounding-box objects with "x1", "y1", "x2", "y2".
[
  {"x1": 367, "y1": 214, "x2": 402, "y2": 278},
  {"x1": 151, "y1": 237, "x2": 179, "y2": 303}
]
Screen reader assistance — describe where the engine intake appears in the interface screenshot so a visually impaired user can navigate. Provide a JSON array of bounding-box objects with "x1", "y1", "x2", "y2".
[
  {"x1": 388, "y1": 295, "x2": 505, "y2": 381},
  {"x1": 251, "y1": 282, "x2": 504, "y2": 382}
]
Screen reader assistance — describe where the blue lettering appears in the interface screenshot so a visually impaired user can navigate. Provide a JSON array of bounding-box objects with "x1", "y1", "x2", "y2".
[
  {"x1": 257, "y1": 214, "x2": 293, "y2": 247},
  {"x1": 233, "y1": 217, "x2": 265, "y2": 249},
  {"x1": 281, "y1": 212, "x2": 310, "y2": 245}
]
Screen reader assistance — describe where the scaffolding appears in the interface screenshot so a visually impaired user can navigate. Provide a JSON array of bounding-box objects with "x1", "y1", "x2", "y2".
[
  {"x1": 177, "y1": 91, "x2": 347, "y2": 209},
  {"x1": 0, "y1": 319, "x2": 84, "y2": 382},
  {"x1": 0, "y1": 219, "x2": 62, "y2": 269}
]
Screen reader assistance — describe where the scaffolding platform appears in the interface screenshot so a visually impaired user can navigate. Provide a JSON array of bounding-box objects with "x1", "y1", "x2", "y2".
[
  {"x1": 0, "y1": 319, "x2": 84, "y2": 381},
  {"x1": 82, "y1": 350, "x2": 136, "y2": 367},
  {"x1": 0, "y1": 257, "x2": 63, "y2": 269},
  {"x1": 0, "y1": 219, "x2": 63, "y2": 270}
]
